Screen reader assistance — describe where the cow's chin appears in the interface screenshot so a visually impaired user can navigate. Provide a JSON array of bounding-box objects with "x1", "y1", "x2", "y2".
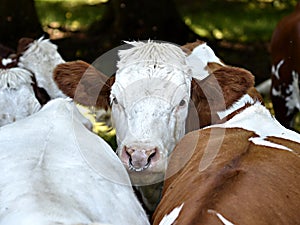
[{"x1": 124, "y1": 162, "x2": 167, "y2": 186}]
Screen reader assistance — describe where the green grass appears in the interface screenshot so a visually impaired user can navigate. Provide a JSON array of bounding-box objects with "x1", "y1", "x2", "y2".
[
  {"x1": 175, "y1": 0, "x2": 298, "y2": 43},
  {"x1": 34, "y1": 0, "x2": 107, "y2": 32}
]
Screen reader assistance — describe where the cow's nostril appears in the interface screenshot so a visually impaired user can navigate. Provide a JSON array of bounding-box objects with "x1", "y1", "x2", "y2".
[
  {"x1": 125, "y1": 146, "x2": 135, "y2": 157},
  {"x1": 147, "y1": 148, "x2": 157, "y2": 162}
]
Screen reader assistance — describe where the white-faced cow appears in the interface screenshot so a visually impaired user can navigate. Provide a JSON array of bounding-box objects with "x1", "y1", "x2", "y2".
[
  {"x1": 270, "y1": 1, "x2": 300, "y2": 129},
  {"x1": 53, "y1": 40, "x2": 261, "y2": 212},
  {"x1": 152, "y1": 63, "x2": 300, "y2": 225},
  {"x1": 0, "y1": 98, "x2": 150, "y2": 225}
]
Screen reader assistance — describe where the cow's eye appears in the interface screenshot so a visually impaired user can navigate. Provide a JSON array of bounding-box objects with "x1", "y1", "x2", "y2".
[
  {"x1": 179, "y1": 99, "x2": 186, "y2": 107},
  {"x1": 112, "y1": 97, "x2": 118, "y2": 105}
]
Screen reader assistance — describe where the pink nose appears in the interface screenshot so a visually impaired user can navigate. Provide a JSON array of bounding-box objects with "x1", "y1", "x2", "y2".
[{"x1": 123, "y1": 146, "x2": 158, "y2": 172}]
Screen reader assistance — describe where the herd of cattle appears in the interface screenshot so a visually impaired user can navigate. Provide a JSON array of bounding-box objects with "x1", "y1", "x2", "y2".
[{"x1": 0, "y1": 6, "x2": 300, "y2": 224}]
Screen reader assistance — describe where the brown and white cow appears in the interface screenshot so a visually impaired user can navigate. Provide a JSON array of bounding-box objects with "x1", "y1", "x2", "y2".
[
  {"x1": 270, "y1": 1, "x2": 300, "y2": 129},
  {"x1": 0, "y1": 37, "x2": 76, "y2": 127},
  {"x1": 53, "y1": 40, "x2": 261, "y2": 212},
  {"x1": 152, "y1": 64, "x2": 300, "y2": 225}
]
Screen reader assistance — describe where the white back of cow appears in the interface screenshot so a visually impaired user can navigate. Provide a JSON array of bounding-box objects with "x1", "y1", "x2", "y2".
[
  {"x1": 0, "y1": 67, "x2": 41, "y2": 126},
  {"x1": 212, "y1": 98, "x2": 300, "y2": 146},
  {"x1": 111, "y1": 41, "x2": 192, "y2": 185},
  {"x1": 0, "y1": 98, "x2": 149, "y2": 225},
  {"x1": 18, "y1": 37, "x2": 66, "y2": 99}
]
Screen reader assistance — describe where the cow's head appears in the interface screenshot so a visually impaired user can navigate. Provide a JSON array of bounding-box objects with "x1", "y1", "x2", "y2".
[
  {"x1": 110, "y1": 41, "x2": 193, "y2": 185},
  {"x1": 0, "y1": 67, "x2": 41, "y2": 126},
  {"x1": 18, "y1": 37, "x2": 66, "y2": 100},
  {"x1": 54, "y1": 40, "x2": 255, "y2": 186}
]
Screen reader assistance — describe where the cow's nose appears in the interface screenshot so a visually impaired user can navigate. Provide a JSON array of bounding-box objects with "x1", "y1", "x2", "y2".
[{"x1": 123, "y1": 146, "x2": 158, "y2": 172}]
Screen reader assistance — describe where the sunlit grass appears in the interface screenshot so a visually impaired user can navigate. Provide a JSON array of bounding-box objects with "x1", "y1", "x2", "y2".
[
  {"x1": 76, "y1": 104, "x2": 117, "y2": 150},
  {"x1": 36, "y1": 0, "x2": 107, "y2": 3},
  {"x1": 176, "y1": 0, "x2": 297, "y2": 43},
  {"x1": 35, "y1": 0, "x2": 107, "y2": 37}
]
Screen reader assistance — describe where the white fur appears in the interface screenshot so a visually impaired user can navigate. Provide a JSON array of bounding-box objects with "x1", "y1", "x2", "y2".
[
  {"x1": 1, "y1": 58, "x2": 13, "y2": 67},
  {"x1": 159, "y1": 203, "x2": 184, "y2": 225},
  {"x1": 0, "y1": 98, "x2": 149, "y2": 225},
  {"x1": 285, "y1": 71, "x2": 300, "y2": 114},
  {"x1": 217, "y1": 94, "x2": 254, "y2": 120},
  {"x1": 207, "y1": 210, "x2": 234, "y2": 225},
  {"x1": 18, "y1": 37, "x2": 66, "y2": 99},
  {"x1": 186, "y1": 42, "x2": 225, "y2": 80},
  {"x1": 0, "y1": 68, "x2": 41, "y2": 126},
  {"x1": 209, "y1": 98, "x2": 300, "y2": 151},
  {"x1": 271, "y1": 59, "x2": 284, "y2": 80}
]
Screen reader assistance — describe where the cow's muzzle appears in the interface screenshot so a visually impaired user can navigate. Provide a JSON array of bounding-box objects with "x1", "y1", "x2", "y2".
[{"x1": 123, "y1": 146, "x2": 158, "y2": 172}]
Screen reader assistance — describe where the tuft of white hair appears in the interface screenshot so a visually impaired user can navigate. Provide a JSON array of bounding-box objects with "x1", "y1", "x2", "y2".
[
  {"x1": 0, "y1": 68, "x2": 33, "y2": 89},
  {"x1": 117, "y1": 41, "x2": 188, "y2": 70}
]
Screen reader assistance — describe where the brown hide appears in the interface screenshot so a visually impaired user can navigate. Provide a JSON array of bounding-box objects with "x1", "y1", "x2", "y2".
[
  {"x1": 270, "y1": 2, "x2": 300, "y2": 128},
  {"x1": 181, "y1": 40, "x2": 205, "y2": 55},
  {"x1": 53, "y1": 60, "x2": 114, "y2": 110},
  {"x1": 152, "y1": 128, "x2": 300, "y2": 225},
  {"x1": 17, "y1": 37, "x2": 35, "y2": 55},
  {"x1": 188, "y1": 65, "x2": 255, "y2": 128}
]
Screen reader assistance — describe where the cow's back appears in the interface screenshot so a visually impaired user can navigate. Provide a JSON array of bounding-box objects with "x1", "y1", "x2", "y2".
[
  {"x1": 0, "y1": 98, "x2": 149, "y2": 225},
  {"x1": 153, "y1": 128, "x2": 300, "y2": 225}
]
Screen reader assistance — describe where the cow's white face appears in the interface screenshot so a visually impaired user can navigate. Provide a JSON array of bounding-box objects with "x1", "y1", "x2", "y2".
[{"x1": 111, "y1": 41, "x2": 192, "y2": 185}]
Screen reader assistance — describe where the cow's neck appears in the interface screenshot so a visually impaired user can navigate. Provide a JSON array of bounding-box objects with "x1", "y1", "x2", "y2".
[
  {"x1": 210, "y1": 102, "x2": 300, "y2": 148},
  {"x1": 134, "y1": 182, "x2": 163, "y2": 215},
  {"x1": 217, "y1": 94, "x2": 254, "y2": 122}
]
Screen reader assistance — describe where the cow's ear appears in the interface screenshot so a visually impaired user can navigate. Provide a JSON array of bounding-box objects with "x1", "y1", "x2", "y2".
[
  {"x1": 181, "y1": 39, "x2": 206, "y2": 54},
  {"x1": 53, "y1": 60, "x2": 115, "y2": 109},
  {"x1": 191, "y1": 64, "x2": 255, "y2": 112},
  {"x1": 17, "y1": 37, "x2": 35, "y2": 55}
]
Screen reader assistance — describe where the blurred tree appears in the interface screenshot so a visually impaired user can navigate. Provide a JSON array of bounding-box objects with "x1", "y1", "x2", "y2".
[
  {"x1": 88, "y1": 0, "x2": 201, "y2": 45},
  {"x1": 0, "y1": 0, "x2": 44, "y2": 49}
]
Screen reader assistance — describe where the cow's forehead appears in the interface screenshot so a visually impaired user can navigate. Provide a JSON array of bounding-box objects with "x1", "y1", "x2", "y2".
[
  {"x1": 114, "y1": 41, "x2": 191, "y2": 88},
  {"x1": 115, "y1": 64, "x2": 191, "y2": 90}
]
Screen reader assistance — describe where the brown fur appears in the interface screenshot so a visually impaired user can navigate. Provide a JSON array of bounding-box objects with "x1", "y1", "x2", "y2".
[
  {"x1": 188, "y1": 65, "x2": 256, "y2": 128},
  {"x1": 205, "y1": 62, "x2": 223, "y2": 74},
  {"x1": 53, "y1": 60, "x2": 114, "y2": 109},
  {"x1": 17, "y1": 37, "x2": 34, "y2": 55},
  {"x1": 181, "y1": 40, "x2": 205, "y2": 55},
  {"x1": 152, "y1": 128, "x2": 300, "y2": 225}
]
